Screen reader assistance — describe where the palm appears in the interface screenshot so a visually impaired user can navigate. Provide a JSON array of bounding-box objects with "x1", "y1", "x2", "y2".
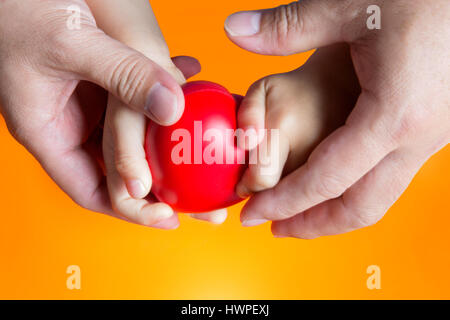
[{"x1": 28, "y1": 78, "x2": 111, "y2": 214}]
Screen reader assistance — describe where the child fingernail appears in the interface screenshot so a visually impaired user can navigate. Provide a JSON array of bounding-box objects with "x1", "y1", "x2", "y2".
[
  {"x1": 225, "y1": 11, "x2": 261, "y2": 37},
  {"x1": 236, "y1": 183, "x2": 252, "y2": 199},
  {"x1": 145, "y1": 82, "x2": 178, "y2": 124}
]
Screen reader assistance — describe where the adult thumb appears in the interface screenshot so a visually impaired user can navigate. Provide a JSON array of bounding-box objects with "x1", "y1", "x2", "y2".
[
  {"x1": 74, "y1": 33, "x2": 184, "y2": 125},
  {"x1": 225, "y1": 1, "x2": 359, "y2": 55}
]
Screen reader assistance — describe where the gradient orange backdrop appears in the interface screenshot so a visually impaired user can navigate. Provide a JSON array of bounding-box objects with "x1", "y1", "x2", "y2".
[{"x1": 0, "y1": 0, "x2": 449, "y2": 299}]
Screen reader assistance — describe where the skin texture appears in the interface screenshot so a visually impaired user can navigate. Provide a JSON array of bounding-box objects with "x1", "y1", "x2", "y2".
[
  {"x1": 0, "y1": 0, "x2": 222, "y2": 226},
  {"x1": 226, "y1": 0, "x2": 450, "y2": 238}
]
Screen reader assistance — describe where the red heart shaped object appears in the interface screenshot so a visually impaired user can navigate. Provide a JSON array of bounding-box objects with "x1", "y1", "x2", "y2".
[{"x1": 145, "y1": 81, "x2": 247, "y2": 213}]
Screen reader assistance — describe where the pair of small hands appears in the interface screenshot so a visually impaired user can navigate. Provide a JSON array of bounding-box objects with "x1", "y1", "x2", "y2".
[{"x1": 0, "y1": 0, "x2": 448, "y2": 238}]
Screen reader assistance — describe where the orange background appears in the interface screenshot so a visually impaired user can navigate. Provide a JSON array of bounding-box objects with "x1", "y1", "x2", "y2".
[{"x1": 0, "y1": 0, "x2": 449, "y2": 299}]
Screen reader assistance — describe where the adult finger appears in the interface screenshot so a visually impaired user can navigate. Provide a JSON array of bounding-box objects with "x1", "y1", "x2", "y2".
[
  {"x1": 71, "y1": 31, "x2": 185, "y2": 125},
  {"x1": 225, "y1": 0, "x2": 365, "y2": 55},
  {"x1": 271, "y1": 149, "x2": 425, "y2": 238}
]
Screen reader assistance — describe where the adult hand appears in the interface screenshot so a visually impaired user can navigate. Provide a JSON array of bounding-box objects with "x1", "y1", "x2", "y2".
[
  {"x1": 225, "y1": 0, "x2": 450, "y2": 238},
  {"x1": 0, "y1": 0, "x2": 186, "y2": 216}
]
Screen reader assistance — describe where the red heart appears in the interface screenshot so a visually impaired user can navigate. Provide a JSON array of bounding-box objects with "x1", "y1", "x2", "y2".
[{"x1": 145, "y1": 81, "x2": 247, "y2": 213}]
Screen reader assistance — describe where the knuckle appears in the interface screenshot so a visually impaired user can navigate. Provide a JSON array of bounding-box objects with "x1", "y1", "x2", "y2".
[
  {"x1": 364, "y1": 95, "x2": 431, "y2": 148},
  {"x1": 42, "y1": 16, "x2": 71, "y2": 51},
  {"x1": 109, "y1": 195, "x2": 124, "y2": 215},
  {"x1": 342, "y1": 195, "x2": 384, "y2": 229},
  {"x1": 108, "y1": 53, "x2": 151, "y2": 106},
  {"x1": 245, "y1": 77, "x2": 267, "y2": 98},
  {"x1": 354, "y1": 107, "x2": 399, "y2": 152},
  {"x1": 349, "y1": 210, "x2": 383, "y2": 229},
  {"x1": 313, "y1": 171, "x2": 348, "y2": 200},
  {"x1": 114, "y1": 151, "x2": 138, "y2": 176},
  {"x1": 273, "y1": 200, "x2": 297, "y2": 220},
  {"x1": 113, "y1": 200, "x2": 142, "y2": 222},
  {"x1": 239, "y1": 77, "x2": 268, "y2": 116},
  {"x1": 109, "y1": 191, "x2": 147, "y2": 220},
  {"x1": 337, "y1": 0, "x2": 367, "y2": 41},
  {"x1": 44, "y1": 16, "x2": 97, "y2": 66},
  {"x1": 263, "y1": 73, "x2": 288, "y2": 94},
  {"x1": 270, "y1": 2, "x2": 303, "y2": 54},
  {"x1": 389, "y1": 108, "x2": 427, "y2": 144}
]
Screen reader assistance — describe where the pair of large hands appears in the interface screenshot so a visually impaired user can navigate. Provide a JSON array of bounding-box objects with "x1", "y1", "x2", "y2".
[{"x1": 0, "y1": 0, "x2": 448, "y2": 238}]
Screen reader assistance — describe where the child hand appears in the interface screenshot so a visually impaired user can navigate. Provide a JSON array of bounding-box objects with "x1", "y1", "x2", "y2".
[{"x1": 236, "y1": 45, "x2": 360, "y2": 211}]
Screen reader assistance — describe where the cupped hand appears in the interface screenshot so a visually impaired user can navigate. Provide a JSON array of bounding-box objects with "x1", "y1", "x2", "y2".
[
  {"x1": 226, "y1": 0, "x2": 450, "y2": 238},
  {"x1": 0, "y1": 0, "x2": 186, "y2": 217}
]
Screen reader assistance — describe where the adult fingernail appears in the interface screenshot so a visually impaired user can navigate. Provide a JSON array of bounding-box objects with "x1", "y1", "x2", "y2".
[
  {"x1": 241, "y1": 219, "x2": 268, "y2": 227},
  {"x1": 126, "y1": 179, "x2": 147, "y2": 199},
  {"x1": 225, "y1": 11, "x2": 261, "y2": 36},
  {"x1": 145, "y1": 82, "x2": 178, "y2": 124}
]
